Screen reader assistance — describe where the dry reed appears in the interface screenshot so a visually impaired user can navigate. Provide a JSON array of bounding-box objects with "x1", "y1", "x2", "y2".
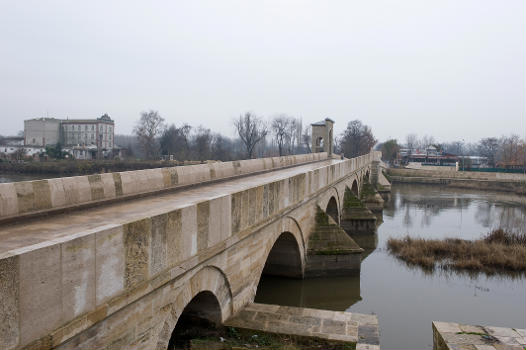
[{"x1": 387, "y1": 229, "x2": 526, "y2": 274}]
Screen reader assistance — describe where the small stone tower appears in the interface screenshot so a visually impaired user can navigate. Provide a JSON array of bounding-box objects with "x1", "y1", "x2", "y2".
[{"x1": 311, "y1": 118, "x2": 334, "y2": 155}]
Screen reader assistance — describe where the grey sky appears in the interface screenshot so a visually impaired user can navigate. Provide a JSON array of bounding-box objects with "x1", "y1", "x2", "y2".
[{"x1": 1, "y1": 0, "x2": 524, "y2": 143}]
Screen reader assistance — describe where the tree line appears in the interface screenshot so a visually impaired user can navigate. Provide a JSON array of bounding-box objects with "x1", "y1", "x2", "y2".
[{"x1": 127, "y1": 110, "x2": 378, "y2": 161}]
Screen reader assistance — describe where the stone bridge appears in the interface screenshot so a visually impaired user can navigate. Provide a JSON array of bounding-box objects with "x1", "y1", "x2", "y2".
[{"x1": 0, "y1": 151, "x2": 382, "y2": 350}]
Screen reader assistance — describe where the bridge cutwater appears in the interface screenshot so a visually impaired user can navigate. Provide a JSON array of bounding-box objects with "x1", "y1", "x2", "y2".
[{"x1": 0, "y1": 150, "x2": 387, "y2": 349}]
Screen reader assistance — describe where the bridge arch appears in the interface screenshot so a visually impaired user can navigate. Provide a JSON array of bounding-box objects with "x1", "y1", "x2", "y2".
[
  {"x1": 156, "y1": 266, "x2": 233, "y2": 349},
  {"x1": 326, "y1": 197, "x2": 339, "y2": 223},
  {"x1": 261, "y1": 231, "x2": 303, "y2": 278},
  {"x1": 350, "y1": 179, "x2": 359, "y2": 197},
  {"x1": 317, "y1": 186, "x2": 341, "y2": 224}
]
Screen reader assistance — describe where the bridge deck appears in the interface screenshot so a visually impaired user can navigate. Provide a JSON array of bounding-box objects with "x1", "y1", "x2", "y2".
[{"x1": 0, "y1": 159, "x2": 341, "y2": 257}]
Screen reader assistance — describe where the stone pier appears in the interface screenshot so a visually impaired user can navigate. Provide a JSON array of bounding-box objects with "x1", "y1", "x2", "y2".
[
  {"x1": 433, "y1": 321, "x2": 526, "y2": 350},
  {"x1": 304, "y1": 207, "x2": 363, "y2": 277},
  {"x1": 340, "y1": 189, "x2": 378, "y2": 235},
  {"x1": 225, "y1": 303, "x2": 380, "y2": 350}
]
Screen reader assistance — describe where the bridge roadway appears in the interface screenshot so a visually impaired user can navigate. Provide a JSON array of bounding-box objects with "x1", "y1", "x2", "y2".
[
  {"x1": 0, "y1": 158, "x2": 339, "y2": 256},
  {"x1": 0, "y1": 152, "x2": 380, "y2": 350}
]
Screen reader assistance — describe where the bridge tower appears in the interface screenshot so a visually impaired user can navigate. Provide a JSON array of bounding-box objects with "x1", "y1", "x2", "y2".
[{"x1": 311, "y1": 118, "x2": 334, "y2": 155}]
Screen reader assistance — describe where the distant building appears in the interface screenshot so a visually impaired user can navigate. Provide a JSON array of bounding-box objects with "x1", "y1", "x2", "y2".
[
  {"x1": 311, "y1": 118, "x2": 334, "y2": 155},
  {"x1": 60, "y1": 114, "x2": 114, "y2": 149},
  {"x1": 24, "y1": 118, "x2": 62, "y2": 146},
  {"x1": 24, "y1": 114, "x2": 114, "y2": 150}
]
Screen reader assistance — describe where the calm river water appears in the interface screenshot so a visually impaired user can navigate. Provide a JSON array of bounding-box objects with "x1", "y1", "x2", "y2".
[{"x1": 255, "y1": 184, "x2": 526, "y2": 349}]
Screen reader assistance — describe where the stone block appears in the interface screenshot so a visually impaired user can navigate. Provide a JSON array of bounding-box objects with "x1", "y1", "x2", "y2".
[
  {"x1": 181, "y1": 206, "x2": 197, "y2": 258},
  {"x1": 150, "y1": 214, "x2": 168, "y2": 277},
  {"x1": 62, "y1": 176, "x2": 91, "y2": 206},
  {"x1": 14, "y1": 181, "x2": 34, "y2": 213},
  {"x1": 61, "y1": 233, "x2": 96, "y2": 321},
  {"x1": 166, "y1": 209, "x2": 182, "y2": 267},
  {"x1": 100, "y1": 173, "x2": 116, "y2": 198},
  {"x1": 48, "y1": 178, "x2": 66, "y2": 208},
  {"x1": 124, "y1": 218, "x2": 151, "y2": 289},
  {"x1": 0, "y1": 256, "x2": 19, "y2": 350},
  {"x1": 197, "y1": 202, "x2": 210, "y2": 251},
  {"x1": 0, "y1": 183, "x2": 18, "y2": 217},
  {"x1": 95, "y1": 226, "x2": 125, "y2": 305},
  {"x1": 19, "y1": 244, "x2": 62, "y2": 345}
]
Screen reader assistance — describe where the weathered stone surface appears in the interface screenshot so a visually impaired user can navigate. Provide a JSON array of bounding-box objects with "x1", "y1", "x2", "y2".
[
  {"x1": 225, "y1": 303, "x2": 378, "y2": 348},
  {"x1": 19, "y1": 245, "x2": 62, "y2": 345},
  {"x1": 124, "y1": 219, "x2": 151, "y2": 289},
  {"x1": 62, "y1": 234, "x2": 96, "y2": 321},
  {"x1": 433, "y1": 321, "x2": 526, "y2": 350},
  {"x1": 95, "y1": 226, "x2": 125, "y2": 305},
  {"x1": 0, "y1": 256, "x2": 19, "y2": 350}
]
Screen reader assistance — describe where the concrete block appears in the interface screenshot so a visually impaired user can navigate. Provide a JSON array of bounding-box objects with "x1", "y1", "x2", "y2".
[
  {"x1": 0, "y1": 256, "x2": 19, "y2": 350},
  {"x1": 19, "y1": 244, "x2": 62, "y2": 345},
  {"x1": 61, "y1": 233, "x2": 96, "y2": 321},
  {"x1": 95, "y1": 226, "x2": 125, "y2": 305}
]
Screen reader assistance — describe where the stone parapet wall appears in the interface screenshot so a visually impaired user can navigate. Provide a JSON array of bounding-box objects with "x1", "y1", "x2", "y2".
[
  {"x1": 0, "y1": 152, "x2": 376, "y2": 350},
  {"x1": 0, "y1": 153, "x2": 328, "y2": 221}
]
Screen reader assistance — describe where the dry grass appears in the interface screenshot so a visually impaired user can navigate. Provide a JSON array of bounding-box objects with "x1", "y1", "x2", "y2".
[{"x1": 387, "y1": 229, "x2": 526, "y2": 274}]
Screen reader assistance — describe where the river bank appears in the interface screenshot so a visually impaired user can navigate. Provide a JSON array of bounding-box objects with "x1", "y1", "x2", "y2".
[{"x1": 386, "y1": 168, "x2": 526, "y2": 194}]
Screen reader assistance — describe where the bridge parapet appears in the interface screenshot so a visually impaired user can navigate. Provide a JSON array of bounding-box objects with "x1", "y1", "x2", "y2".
[{"x1": 0, "y1": 153, "x2": 327, "y2": 222}]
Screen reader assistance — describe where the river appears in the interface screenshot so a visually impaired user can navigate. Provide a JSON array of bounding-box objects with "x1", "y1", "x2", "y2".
[{"x1": 255, "y1": 184, "x2": 526, "y2": 349}]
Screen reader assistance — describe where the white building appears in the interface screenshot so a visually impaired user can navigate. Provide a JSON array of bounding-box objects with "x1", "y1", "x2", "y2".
[
  {"x1": 61, "y1": 114, "x2": 114, "y2": 149},
  {"x1": 24, "y1": 118, "x2": 62, "y2": 146},
  {"x1": 23, "y1": 114, "x2": 115, "y2": 150}
]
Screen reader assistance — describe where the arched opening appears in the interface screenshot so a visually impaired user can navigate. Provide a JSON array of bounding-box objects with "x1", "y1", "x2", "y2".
[
  {"x1": 351, "y1": 180, "x2": 359, "y2": 197},
  {"x1": 326, "y1": 196, "x2": 339, "y2": 223},
  {"x1": 261, "y1": 232, "x2": 303, "y2": 278},
  {"x1": 364, "y1": 170, "x2": 370, "y2": 183},
  {"x1": 167, "y1": 291, "x2": 222, "y2": 349}
]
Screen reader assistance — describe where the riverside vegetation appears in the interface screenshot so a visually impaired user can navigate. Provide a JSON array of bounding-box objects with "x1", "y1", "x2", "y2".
[{"x1": 387, "y1": 229, "x2": 526, "y2": 274}]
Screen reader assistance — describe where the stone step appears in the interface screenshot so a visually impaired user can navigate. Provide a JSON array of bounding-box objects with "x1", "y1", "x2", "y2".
[{"x1": 225, "y1": 303, "x2": 380, "y2": 350}]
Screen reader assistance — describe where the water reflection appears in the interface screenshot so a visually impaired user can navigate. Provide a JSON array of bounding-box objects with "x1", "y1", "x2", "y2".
[{"x1": 255, "y1": 274, "x2": 361, "y2": 311}]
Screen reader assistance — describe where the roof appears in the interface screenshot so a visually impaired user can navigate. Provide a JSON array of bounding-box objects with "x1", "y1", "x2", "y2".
[{"x1": 311, "y1": 118, "x2": 335, "y2": 126}]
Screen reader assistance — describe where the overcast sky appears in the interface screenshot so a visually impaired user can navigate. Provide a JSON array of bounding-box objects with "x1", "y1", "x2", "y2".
[{"x1": 1, "y1": 0, "x2": 524, "y2": 143}]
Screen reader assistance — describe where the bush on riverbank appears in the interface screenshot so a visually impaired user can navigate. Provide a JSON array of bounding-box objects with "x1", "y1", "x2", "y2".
[{"x1": 387, "y1": 229, "x2": 526, "y2": 274}]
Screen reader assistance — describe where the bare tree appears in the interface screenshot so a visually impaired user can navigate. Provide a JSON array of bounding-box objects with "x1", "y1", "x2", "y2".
[
  {"x1": 234, "y1": 112, "x2": 268, "y2": 158},
  {"x1": 478, "y1": 137, "x2": 499, "y2": 167},
  {"x1": 271, "y1": 115, "x2": 293, "y2": 156},
  {"x1": 134, "y1": 110, "x2": 165, "y2": 159},
  {"x1": 405, "y1": 133, "x2": 417, "y2": 152},
  {"x1": 192, "y1": 126, "x2": 212, "y2": 161}
]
